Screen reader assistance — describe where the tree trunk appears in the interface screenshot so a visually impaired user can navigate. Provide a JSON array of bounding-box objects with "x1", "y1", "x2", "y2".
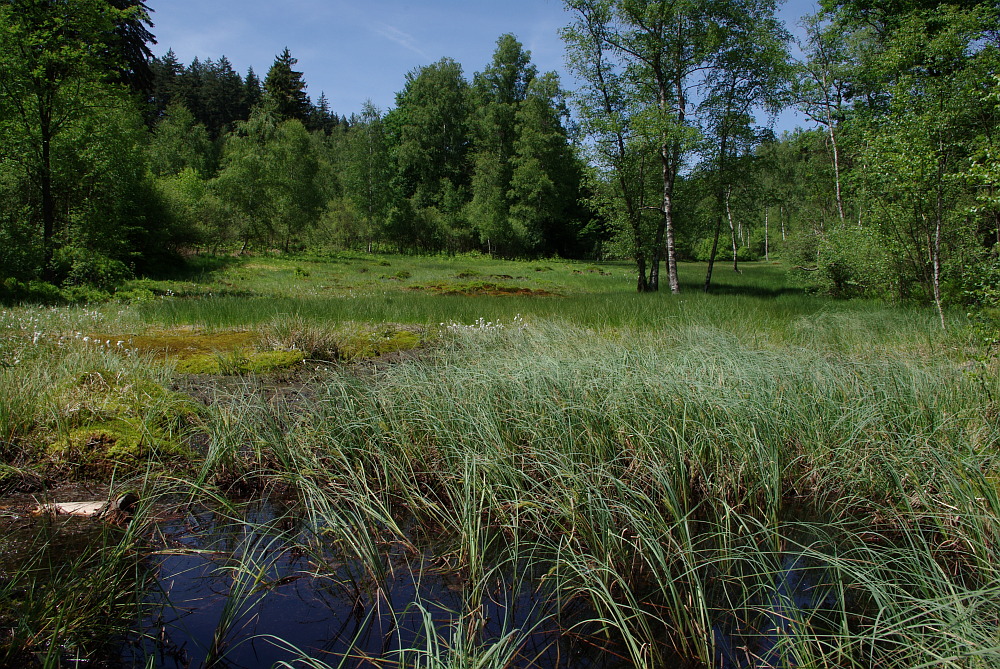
[
  {"x1": 764, "y1": 208, "x2": 770, "y2": 261},
  {"x1": 933, "y1": 143, "x2": 946, "y2": 330},
  {"x1": 661, "y1": 64, "x2": 682, "y2": 295},
  {"x1": 828, "y1": 121, "x2": 845, "y2": 223},
  {"x1": 649, "y1": 244, "x2": 661, "y2": 291},
  {"x1": 636, "y1": 254, "x2": 649, "y2": 292},
  {"x1": 40, "y1": 113, "x2": 55, "y2": 278},
  {"x1": 727, "y1": 186, "x2": 740, "y2": 273},
  {"x1": 704, "y1": 137, "x2": 729, "y2": 293},
  {"x1": 704, "y1": 210, "x2": 723, "y2": 293},
  {"x1": 818, "y1": 68, "x2": 846, "y2": 223}
]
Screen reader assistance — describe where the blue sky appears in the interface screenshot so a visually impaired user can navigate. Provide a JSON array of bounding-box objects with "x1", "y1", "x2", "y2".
[{"x1": 149, "y1": 0, "x2": 821, "y2": 133}]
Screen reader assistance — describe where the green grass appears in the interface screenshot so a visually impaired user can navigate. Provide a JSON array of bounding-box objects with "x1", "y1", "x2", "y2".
[
  {"x1": 2, "y1": 253, "x2": 998, "y2": 667},
  {"x1": 124, "y1": 256, "x2": 799, "y2": 327}
]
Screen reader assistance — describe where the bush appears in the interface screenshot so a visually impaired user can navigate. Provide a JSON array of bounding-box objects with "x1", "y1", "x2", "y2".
[
  {"x1": 114, "y1": 288, "x2": 156, "y2": 304},
  {"x1": 693, "y1": 237, "x2": 729, "y2": 262},
  {"x1": 51, "y1": 246, "x2": 132, "y2": 291},
  {"x1": 60, "y1": 285, "x2": 111, "y2": 304},
  {"x1": 960, "y1": 252, "x2": 1000, "y2": 349},
  {"x1": 25, "y1": 281, "x2": 62, "y2": 304},
  {"x1": 787, "y1": 225, "x2": 897, "y2": 299},
  {"x1": 693, "y1": 237, "x2": 760, "y2": 262}
]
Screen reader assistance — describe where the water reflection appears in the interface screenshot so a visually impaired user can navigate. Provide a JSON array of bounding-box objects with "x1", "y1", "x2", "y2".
[
  {"x1": 713, "y1": 551, "x2": 839, "y2": 669},
  {"x1": 123, "y1": 501, "x2": 622, "y2": 668}
]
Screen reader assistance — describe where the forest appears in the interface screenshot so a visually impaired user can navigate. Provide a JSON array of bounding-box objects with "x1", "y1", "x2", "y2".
[{"x1": 1, "y1": 0, "x2": 999, "y2": 319}]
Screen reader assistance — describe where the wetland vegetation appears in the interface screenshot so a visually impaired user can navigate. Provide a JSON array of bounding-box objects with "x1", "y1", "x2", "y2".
[
  {"x1": 2, "y1": 256, "x2": 999, "y2": 668},
  {"x1": 3, "y1": 0, "x2": 1000, "y2": 666}
]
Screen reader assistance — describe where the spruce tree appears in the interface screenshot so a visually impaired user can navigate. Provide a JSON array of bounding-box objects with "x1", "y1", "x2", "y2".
[
  {"x1": 264, "y1": 47, "x2": 310, "y2": 122},
  {"x1": 180, "y1": 57, "x2": 205, "y2": 123},
  {"x1": 149, "y1": 49, "x2": 184, "y2": 119},
  {"x1": 244, "y1": 67, "x2": 263, "y2": 113},
  {"x1": 469, "y1": 34, "x2": 537, "y2": 256},
  {"x1": 308, "y1": 92, "x2": 336, "y2": 134},
  {"x1": 201, "y1": 56, "x2": 245, "y2": 137},
  {"x1": 106, "y1": 0, "x2": 156, "y2": 92}
]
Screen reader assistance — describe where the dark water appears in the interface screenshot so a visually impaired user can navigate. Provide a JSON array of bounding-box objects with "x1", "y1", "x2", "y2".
[
  {"x1": 118, "y1": 502, "x2": 623, "y2": 668},
  {"x1": 712, "y1": 552, "x2": 839, "y2": 669},
  {"x1": 4, "y1": 499, "x2": 840, "y2": 669}
]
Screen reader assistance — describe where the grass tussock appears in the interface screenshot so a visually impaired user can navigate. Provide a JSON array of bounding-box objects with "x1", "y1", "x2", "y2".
[
  {"x1": 159, "y1": 316, "x2": 1000, "y2": 667},
  {"x1": 256, "y1": 315, "x2": 426, "y2": 362}
]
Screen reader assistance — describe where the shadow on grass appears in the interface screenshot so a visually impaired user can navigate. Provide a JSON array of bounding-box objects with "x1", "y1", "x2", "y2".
[
  {"x1": 150, "y1": 253, "x2": 244, "y2": 281},
  {"x1": 685, "y1": 280, "x2": 808, "y2": 299},
  {"x1": 675, "y1": 262, "x2": 809, "y2": 299}
]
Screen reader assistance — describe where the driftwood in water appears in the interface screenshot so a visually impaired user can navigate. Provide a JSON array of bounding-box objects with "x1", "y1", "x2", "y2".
[{"x1": 34, "y1": 492, "x2": 139, "y2": 520}]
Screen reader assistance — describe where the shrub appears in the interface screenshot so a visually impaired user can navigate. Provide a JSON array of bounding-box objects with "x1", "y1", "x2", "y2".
[
  {"x1": 51, "y1": 246, "x2": 132, "y2": 291},
  {"x1": 960, "y1": 252, "x2": 1000, "y2": 349},
  {"x1": 60, "y1": 285, "x2": 111, "y2": 304},
  {"x1": 25, "y1": 281, "x2": 62, "y2": 304}
]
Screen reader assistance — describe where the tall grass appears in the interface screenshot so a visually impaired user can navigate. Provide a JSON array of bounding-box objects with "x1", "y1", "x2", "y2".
[
  {"x1": 0, "y1": 493, "x2": 156, "y2": 666},
  {"x1": 3, "y1": 260, "x2": 998, "y2": 666},
  {"x1": 151, "y1": 311, "x2": 998, "y2": 666}
]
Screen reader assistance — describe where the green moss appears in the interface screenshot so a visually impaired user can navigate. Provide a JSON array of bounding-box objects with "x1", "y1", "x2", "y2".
[
  {"x1": 57, "y1": 369, "x2": 200, "y2": 429},
  {"x1": 336, "y1": 327, "x2": 423, "y2": 360},
  {"x1": 175, "y1": 348, "x2": 304, "y2": 374},
  {"x1": 46, "y1": 369, "x2": 202, "y2": 475},
  {"x1": 112, "y1": 329, "x2": 255, "y2": 359},
  {"x1": 380, "y1": 270, "x2": 411, "y2": 281},
  {"x1": 56, "y1": 418, "x2": 192, "y2": 467}
]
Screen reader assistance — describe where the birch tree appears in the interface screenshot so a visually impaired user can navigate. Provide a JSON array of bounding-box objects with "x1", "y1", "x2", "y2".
[{"x1": 564, "y1": 0, "x2": 729, "y2": 293}]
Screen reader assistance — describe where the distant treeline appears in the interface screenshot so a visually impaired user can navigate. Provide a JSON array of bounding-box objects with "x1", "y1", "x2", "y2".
[
  {"x1": 147, "y1": 49, "x2": 344, "y2": 139},
  {"x1": 141, "y1": 37, "x2": 598, "y2": 261},
  {"x1": 0, "y1": 1, "x2": 594, "y2": 298},
  {"x1": 1, "y1": 0, "x2": 999, "y2": 318}
]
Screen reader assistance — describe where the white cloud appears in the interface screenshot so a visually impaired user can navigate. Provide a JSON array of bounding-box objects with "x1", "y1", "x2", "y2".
[{"x1": 372, "y1": 23, "x2": 431, "y2": 60}]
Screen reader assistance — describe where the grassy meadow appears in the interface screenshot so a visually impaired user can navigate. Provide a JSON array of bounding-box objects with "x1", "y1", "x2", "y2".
[{"x1": 2, "y1": 254, "x2": 999, "y2": 668}]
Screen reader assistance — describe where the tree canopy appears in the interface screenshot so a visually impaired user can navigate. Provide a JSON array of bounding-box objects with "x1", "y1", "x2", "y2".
[{"x1": 1, "y1": 0, "x2": 997, "y2": 321}]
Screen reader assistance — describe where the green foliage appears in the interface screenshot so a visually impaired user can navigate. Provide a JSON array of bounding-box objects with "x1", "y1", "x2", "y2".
[
  {"x1": 508, "y1": 73, "x2": 586, "y2": 257},
  {"x1": 693, "y1": 237, "x2": 761, "y2": 263},
  {"x1": 146, "y1": 102, "x2": 213, "y2": 177},
  {"x1": 150, "y1": 51, "x2": 255, "y2": 137},
  {"x1": 960, "y1": 253, "x2": 1000, "y2": 349},
  {"x1": 469, "y1": 34, "x2": 537, "y2": 256},
  {"x1": 0, "y1": 0, "x2": 125, "y2": 267},
  {"x1": 213, "y1": 105, "x2": 324, "y2": 251},
  {"x1": 789, "y1": 223, "x2": 896, "y2": 298},
  {"x1": 50, "y1": 247, "x2": 132, "y2": 292},
  {"x1": 337, "y1": 102, "x2": 396, "y2": 246},
  {"x1": 0, "y1": 0, "x2": 194, "y2": 286},
  {"x1": 392, "y1": 58, "x2": 472, "y2": 211},
  {"x1": 563, "y1": 0, "x2": 788, "y2": 291},
  {"x1": 264, "y1": 48, "x2": 311, "y2": 122}
]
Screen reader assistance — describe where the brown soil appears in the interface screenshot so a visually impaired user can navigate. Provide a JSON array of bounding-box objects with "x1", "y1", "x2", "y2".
[{"x1": 414, "y1": 282, "x2": 557, "y2": 297}]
